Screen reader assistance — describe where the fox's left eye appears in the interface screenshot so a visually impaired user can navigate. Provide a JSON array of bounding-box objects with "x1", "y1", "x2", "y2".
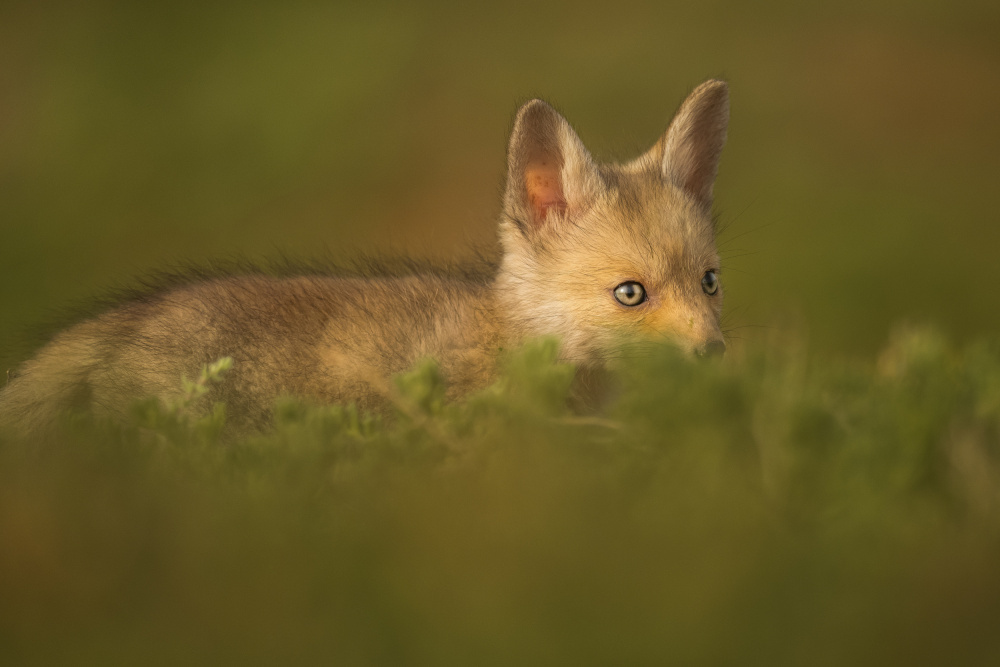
[
  {"x1": 702, "y1": 270, "x2": 719, "y2": 295},
  {"x1": 614, "y1": 281, "x2": 646, "y2": 306}
]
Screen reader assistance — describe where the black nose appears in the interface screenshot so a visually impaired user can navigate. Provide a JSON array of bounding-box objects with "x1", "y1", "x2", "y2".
[{"x1": 697, "y1": 340, "x2": 726, "y2": 358}]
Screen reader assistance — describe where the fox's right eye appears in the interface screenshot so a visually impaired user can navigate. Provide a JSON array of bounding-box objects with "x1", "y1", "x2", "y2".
[{"x1": 614, "y1": 281, "x2": 646, "y2": 307}]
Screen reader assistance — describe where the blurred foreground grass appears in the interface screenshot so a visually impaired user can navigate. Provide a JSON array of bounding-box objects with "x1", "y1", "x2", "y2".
[{"x1": 2, "y1": 330, "x2": 1000, "y2": 665}]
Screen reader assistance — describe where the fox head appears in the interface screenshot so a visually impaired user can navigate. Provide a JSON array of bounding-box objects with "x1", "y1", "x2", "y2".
[{"x1": 496, "y1": 80, "x2": 730, "y2": 363}]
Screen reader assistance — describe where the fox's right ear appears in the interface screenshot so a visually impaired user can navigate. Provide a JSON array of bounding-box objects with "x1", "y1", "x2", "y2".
[
  {"x1": 503, "y1": 99, "x2": 601, "y2": 232},
  {"x1": 657, "y1": 79, "x2": 729, "y2": 209}
]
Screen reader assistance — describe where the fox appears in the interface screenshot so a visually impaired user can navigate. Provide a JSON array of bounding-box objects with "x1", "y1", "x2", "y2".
[{"x1": 0, "y1": 79, "x2": 730, "y2": 435}]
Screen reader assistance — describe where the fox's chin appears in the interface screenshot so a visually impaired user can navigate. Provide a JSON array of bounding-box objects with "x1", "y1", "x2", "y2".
[{"x1": 587, "y1": 334, "x2": 726, "y2": 365}]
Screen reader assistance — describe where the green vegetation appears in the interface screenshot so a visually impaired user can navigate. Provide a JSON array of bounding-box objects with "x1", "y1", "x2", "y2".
[{"x1": 2, "y1": 331, "x2": 999, "y2": 665}]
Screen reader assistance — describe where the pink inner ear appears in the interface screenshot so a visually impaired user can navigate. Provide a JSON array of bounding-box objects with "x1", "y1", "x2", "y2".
[{"x1": 525, "y1": 161, "x2": 566, "y2": 225}]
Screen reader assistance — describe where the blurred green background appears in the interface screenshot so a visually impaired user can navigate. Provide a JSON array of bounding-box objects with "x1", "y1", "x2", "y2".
[
  {"x1": 3, "y1": 4, "x2": 1000, "y2": 664},
  {"x1": 1, "y1": 0, "x2": 998, "y2": 363}
]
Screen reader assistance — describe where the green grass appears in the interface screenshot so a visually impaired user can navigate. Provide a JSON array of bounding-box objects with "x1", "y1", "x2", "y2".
[{"x1": 2, "y1": 331, "x2": 999, "y2": 665}]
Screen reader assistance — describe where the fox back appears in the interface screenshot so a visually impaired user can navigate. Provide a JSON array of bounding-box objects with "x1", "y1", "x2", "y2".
[{"x1": 0, "y1": 80, "x2": 730, "y2": 435}]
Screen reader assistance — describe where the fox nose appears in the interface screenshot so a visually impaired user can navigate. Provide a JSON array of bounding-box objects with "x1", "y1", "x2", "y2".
[{"x1": 696, "y1": 340, "x2": 726, "y2": 358}]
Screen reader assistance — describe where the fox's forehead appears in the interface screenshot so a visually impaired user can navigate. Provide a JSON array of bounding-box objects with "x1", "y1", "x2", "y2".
[
  {"x1": 571, "y1": 168, "x2": 719, "y2": 277},
  {"x1": 601, "y1": 163, "x2": 709, "y2": 223}
]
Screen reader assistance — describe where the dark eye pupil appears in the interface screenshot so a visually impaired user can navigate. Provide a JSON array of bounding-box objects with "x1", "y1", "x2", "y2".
[{"x1": 702, "y1": 271, "x2": 718, "y2": 294}]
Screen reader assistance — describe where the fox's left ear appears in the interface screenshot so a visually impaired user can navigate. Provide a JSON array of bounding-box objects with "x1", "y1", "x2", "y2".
[
  {"x1": 503, "y1": 99, "x2": 602, "y2": 232},
  {"x1": 656, "y1": 80, "x2": 729, "y2": 208}
]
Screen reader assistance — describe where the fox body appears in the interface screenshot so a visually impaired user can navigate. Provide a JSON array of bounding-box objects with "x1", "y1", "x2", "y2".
[{"x1": 0, "y1": 80, "x2": 730, "y2": 434}]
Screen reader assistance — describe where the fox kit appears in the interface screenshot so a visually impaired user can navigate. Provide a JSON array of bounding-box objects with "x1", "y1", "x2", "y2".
[{"x1": 0, "y1": 80, "x2": 730, "y2": 434}]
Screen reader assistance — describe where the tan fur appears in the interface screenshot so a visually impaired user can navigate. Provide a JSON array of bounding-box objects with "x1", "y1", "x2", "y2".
[{"x1": 0, "y1": 80, "x2": 731, "y2": 435}]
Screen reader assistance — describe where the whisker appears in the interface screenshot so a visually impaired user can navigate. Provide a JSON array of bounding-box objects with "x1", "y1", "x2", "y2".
[
  {"x1": 715, "y1": 195, "x2": 760, "y2": 238},
  {"x1": 717, "y1": 219, "x2": 776, "y2": 251}
]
